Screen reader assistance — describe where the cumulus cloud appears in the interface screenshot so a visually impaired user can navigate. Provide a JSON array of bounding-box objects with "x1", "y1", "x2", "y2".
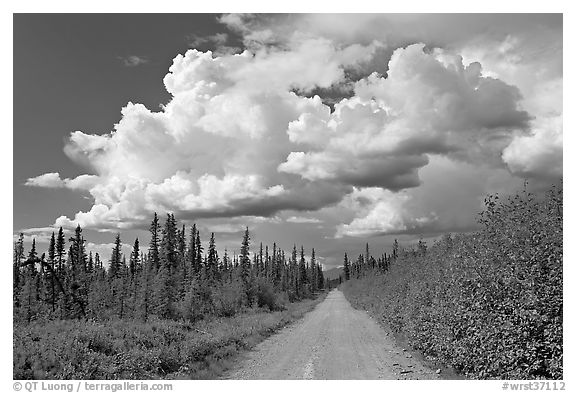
[
  {"x1": 458, "y1": 32, "x2": 562, "y2": 182},
  {"x1": 335, "y1": 188, "x2": 438, "y2": 238},
  {"x1": 333, "y1": 155, "x2": 527, "y2": 238},
  {"x1": 502, "y1": 117, "x2": 563, "y2": 179},
  {"x1": 280, "y1": 44, "x2": 529, "y2": 189},
  {"x1": 29, "y1": 14, "x2": 561, "y2": 238},
  {"x1": 34, "y1": 36, "x2": 377, "y2": 230},
  {"x1": 25, "y1": 172, "x2": 65, "y2": 188},
  {"x1": 222, "y1": 14, "x2": 562, "y2": 184},
  {"x1": 26, "y1": 172, "x2": 100, "y2": 191}
]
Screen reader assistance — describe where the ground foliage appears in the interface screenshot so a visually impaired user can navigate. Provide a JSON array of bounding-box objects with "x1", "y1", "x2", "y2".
[
  {"x1": 342, "y1": 184, "x2": 562, "y2": 379},
  {"x1": 13, "y1": 294, "x2": 325, "y2": 379}
]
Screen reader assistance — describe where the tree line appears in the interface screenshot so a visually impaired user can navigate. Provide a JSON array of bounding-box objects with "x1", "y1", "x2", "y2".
[
  {"x1": 13, "y1": 213, "x2": 325, "y2": 324},
  {"x1": 341, "y1": 239, "x2": 410, "y2": 282}
]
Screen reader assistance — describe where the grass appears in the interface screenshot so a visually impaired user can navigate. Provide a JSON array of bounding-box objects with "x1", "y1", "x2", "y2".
[{"x1": 13, "y1": 292, "x2": 326, "y2": 380}]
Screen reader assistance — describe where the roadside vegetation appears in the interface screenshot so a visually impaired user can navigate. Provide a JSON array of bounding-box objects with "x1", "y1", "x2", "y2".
[
  {"x1": 341, "y1": 184, "x2": 563, "y2": 379},
  {"x1": 13, "y1": 213, "x2": 326, "y2": 379},
  {"x1": 14, "y1": 294, "x2": 325, "y2": 379}
]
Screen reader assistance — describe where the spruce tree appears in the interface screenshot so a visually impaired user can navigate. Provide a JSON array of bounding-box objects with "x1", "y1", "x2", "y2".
[
  {"x1": 109, "y1": 234, "x2": 123, "y2": 279},
  {"x1": 240, "y1": 227, "x2": 251, "y2": 284},
  {"x1": 317, "y1": 263, "x2": 324, "y2": 289},
  {"x1": 18, "y1": 239, "x2": 39, "y2": 322},
  {"x1": 47, "y1": 233, "x2": 57, "y2": 311},
  {"x1": 176, "y1": 224, "x2": 187, "y2": 293},
  {"x1": 56, "y1": 227, "x2": 66, "y2": 274},
  {"x1": 264, "y1": 245, "x2": 270, "y2": 279},
  {"x1": 290, "y1": 245, "x2": 298, "y2": 297},
  {"x1": 87, "y1": 251, "x2": 93, "y2": 273},
  {"x1": 222, "y1": 248, "x2": 230, "y2": 282},
  {"x1": 13, "y1": 233, "x2": 25, "y2": 304},
  {"x1": 343, "y1": 252, "x2": 350, "y2": 281},
  {"x1": 272, "y1": 242, "x2": 280, "y2": 287},
  {"x1": 206, "y1": 232, "x2": 219, "y2": 281},
  {"x1": 69, "y1": 225, "x2": 87, "y2": 274},
  {"x1": 310, "y1": 248, "x2": 317, "y2": 292},
  {"x1": 129, "y1": 238, "x2": 140, "y2": 277},
  {"x1": 299, "y1": 246, "x2": 308, "y2": 289},
  {"x1": 160, "y1": 213, "x2": 179, "y2": 271},
  {"x1": 258, "y1": 242, "x2": 263, "y2": 277},
  {"x1": 149, "y1": 213, "x2": 160, "y2": 271},
  {"x1": 27, "y1": 238, "x2": 38, "y2": 272},
  {"x1": 95, "y1": 252, "x2": 102, "y2": 270},
  {"x1": 156, "y1": 214, "x2": 179, "y2": 319},
  {"x1": 194, "y1": 229, "x2": 203, "y2": 277},
  {"x1": 187, "y1": 224, "x2": 197, "y2": 279}
]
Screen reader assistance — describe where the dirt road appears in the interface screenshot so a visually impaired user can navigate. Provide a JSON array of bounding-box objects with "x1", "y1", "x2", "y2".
[{"x1": 226, "y1": 289, "x2": 439, "y2": 380}]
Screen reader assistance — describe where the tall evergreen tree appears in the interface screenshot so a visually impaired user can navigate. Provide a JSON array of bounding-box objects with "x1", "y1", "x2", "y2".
[
  {"x1": 264, "y1": 245, "x2": 270, "y2": 279},
  {"x1": 149, "y1": 213, "x2": 160, "y2": 271},
  {"x1": 160, "y1": 214, "x2": 178, "y2": 271},
  {"x1": 13, "y1": 233, "x2": 25, "y2": 303},
  {"x1": 187, "y1": 224, "x2": 197, "y2": 279},
  {"x1": 206, "y1": 232, "x2": 219, "y2": 281},
  {"x1": 27, "y1": 238, "x2": 38, "y2": 271},
  {"x1": 240, "y1": 227, "x2": 251, "y2": 284},
  {"x1": 87, "y1": 251, "x2": 94, "y2": 273},
  {"x1": 95, "y1": 252, "x2": 102, "y2": 270},
  {"x1": 299, "y1": 246, "x2": 308, "y2": 288},
  {"x1": 47, "y1": 233, "x2": 57, "y2": 311},
  {"x1": 222, "y1": 248, "x2": 230, "y2": 282},
  {"x1": 109, "y1": 234, "x2": 123, "y2": 279},
  {"x1": 290, "y1": 245, "x2": 298, "y2": 297},
  {"x1": 69, "y1": 225, "x2": 87, "y2": 274},
  {"x1": 310, "y1": 248, "x2": 317, "y2": 292},
  {"x1": 343, "y1": 252, "x2": 350, "y2": 281},
  {"x1": 56, "y1": 227, "x2": 66, "y2": 274},
  {"x1": 129, "y1": 238, "x2": 140, "y2": 276},
  {"x1": 272, "y1": 242, "x2": 280, "y2": 287},
  {"x1": 155, "y1": 214, "x2": 179, "y2": 319},
  {"x1": 177, "y1": 225, "x2": 187, "y2": 291},
  {"x1": 194, "y1": 229, "x2": 203, "y2": 277},
  {"x1": 317, "y1": 263, "x2": 324, "y2": 290}
]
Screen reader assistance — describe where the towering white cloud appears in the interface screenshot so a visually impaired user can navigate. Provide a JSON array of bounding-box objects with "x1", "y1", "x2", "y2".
[
  {"x1": 25, "y1": 14, "x2": 562, "y2": 238},
  {"x1": 30, "y1": 35, "x2": 378, "y2": 230},
  {"x1": 280, "y1": 44, "x2": 529, "y2": 189}
]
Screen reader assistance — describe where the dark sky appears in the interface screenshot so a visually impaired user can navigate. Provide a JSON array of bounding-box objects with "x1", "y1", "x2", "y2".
[
  {"x1": 13, "y1": 14, "x2": 562, "y2": 268},
  {"x1": 14, "y1": 13, "x2": 231, "y2": 234}
]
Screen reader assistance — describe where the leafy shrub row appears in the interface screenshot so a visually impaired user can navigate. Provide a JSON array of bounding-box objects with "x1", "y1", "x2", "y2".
[{"x1": 342, "y1": 185, "x2": 562, "y2": 379}]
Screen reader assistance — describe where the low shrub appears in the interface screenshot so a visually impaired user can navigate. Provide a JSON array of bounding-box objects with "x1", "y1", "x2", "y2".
[{"x1": 14, "y1": 292, "x2": 326, "y2": 379}]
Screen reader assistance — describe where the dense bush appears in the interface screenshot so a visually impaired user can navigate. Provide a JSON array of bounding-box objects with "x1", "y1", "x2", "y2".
[
  {"x1": 342, "y1": 184, "x2": 562, "y2": 379},
  {"x1": 255, "y1": 278, "x2": 287, "y2": 311}
]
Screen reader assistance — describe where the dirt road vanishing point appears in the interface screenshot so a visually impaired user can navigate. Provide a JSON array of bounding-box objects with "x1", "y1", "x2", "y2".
[{"x1": 225, "y1": 289, "x2": 439, "y2": 380}]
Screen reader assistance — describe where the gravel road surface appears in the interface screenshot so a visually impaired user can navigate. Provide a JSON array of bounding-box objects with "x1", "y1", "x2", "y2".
[{"x1": 225, "y1": 289, "x2": 439, "y2": 380}]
